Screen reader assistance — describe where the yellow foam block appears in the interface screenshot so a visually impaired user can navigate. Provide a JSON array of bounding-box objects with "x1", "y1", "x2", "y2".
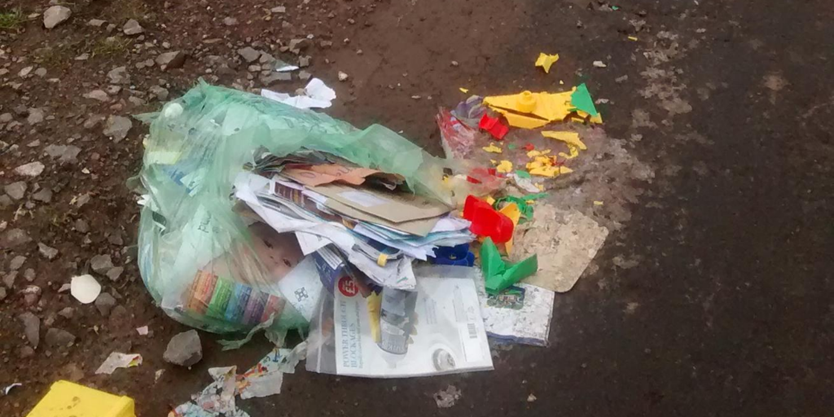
[{"x1": 27, "y1": 381, "x2": 135, "y2": 417}]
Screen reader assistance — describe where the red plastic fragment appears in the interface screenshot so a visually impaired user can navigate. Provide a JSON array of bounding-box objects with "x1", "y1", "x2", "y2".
[
  {"x1": 478, "y1": 114, "x2": 509, "y2": 140},
  {"x1": 524, "y1": 143, "x2": 535, "y2": 151},
  {"x1": 462, "y1": 195, "x2": 514, "y2": 243}
]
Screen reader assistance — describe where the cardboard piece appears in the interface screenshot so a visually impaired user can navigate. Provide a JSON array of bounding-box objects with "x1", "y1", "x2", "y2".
[
  {"x1": 514, "y1": 205, "x2": 608, "y2": 292},
  {"x1": 310, "y1": 183, "x2": 451, "y2": 224}
]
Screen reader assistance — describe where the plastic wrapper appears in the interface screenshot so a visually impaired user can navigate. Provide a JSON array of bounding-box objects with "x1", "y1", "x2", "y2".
[{"x1": 136, "y1": 81, "x2": 451, "y2": 335}]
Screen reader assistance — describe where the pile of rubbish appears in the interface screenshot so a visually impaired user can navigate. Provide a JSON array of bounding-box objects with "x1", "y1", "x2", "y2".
[{"x1": 134, "y1": 53, "x2": 609, "y2": 414}]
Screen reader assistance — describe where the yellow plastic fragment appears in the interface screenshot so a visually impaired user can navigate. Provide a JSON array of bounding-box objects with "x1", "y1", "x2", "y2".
[
  {"x1": 558, "y1": 144, "x2": 580, "y2": 160},
  {"x1": 459, "y1": 87, "x2": 469, "y2": 93},
  {"x1": 628, "y1": 36, "x2": 638, "y2": 41},
  {"x1": 493, "y1": 109, "x2": 550, "y2": 129},
  {"x1": 483, "y1": 143, "x2": 503, "y2": 153},
  {"x1": 498, "y1": 202, "x2": 521, "y2": 254},
  {"x1": 526, "y1": 149, "x2": 551, "y2": 158},
  {"x1": 594, "y1": 201, "x2": 604, "y2": 206},
  {"x1": 485, "y1": 196, "x2": 496, "y2": 205},
  {"x1": 534, "y1": 183, "x2": 544, "y2": 191},
  {"x1": 484, "y1": 90, "x2": 574, "y2": 122},
  {"x1": 542, "y1": 131, "x2": 587, "y2": 150},
  {"x1": 590, "y1": 113, "x2": 604, "y2": 124},
  {"x1": 496, "y1": 160, "x2": 513, "y2": 174},
  {"x1": 535, "y1": 53, "x2": 560, "y2": 73},
  {"x1": 377, "y1": 253, "x2": 388, "y2": 267}
]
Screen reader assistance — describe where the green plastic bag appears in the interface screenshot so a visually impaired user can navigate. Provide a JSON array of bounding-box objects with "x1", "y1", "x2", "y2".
[{"x1": 136, "y1": 81, "x2": 451, "y2": 336}]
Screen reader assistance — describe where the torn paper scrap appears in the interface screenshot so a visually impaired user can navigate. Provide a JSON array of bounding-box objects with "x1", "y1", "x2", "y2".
[
  {"x1": 261, "y1": 78, "x2": 336, "y2": 109},
  {"x1": 480, "y1": 283, "x2": 555, "y2": 346},
  {"x1": 513, "y1": 205, "x2": 608, "y2": 292},
  {"x1": 170, "y1": 367, "x2": 239, "y2": 417},
  {"x1": 95, "y1": 353, "x2": 143, "y2": 375},
  {"x1": 236, "y1": 343, "x2": 305, "y2": 399},
  {"x1": 535, "y1": 53, "x2": 559, "y2": 73}
]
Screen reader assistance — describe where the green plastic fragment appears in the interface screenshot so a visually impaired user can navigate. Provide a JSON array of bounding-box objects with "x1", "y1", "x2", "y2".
[
  {"x1": 570, "y1": 83, "x2": 599, "y2": 117},
  {"x1": 507, "y1": 143, "x2": 517, "y2": 150},
  {"x1": 480, "y1": 237, "x2": 539, "y2": 295},
  {"x1": 514, "y1": 170, "x2": 531, "y2": 179},
  {"x1": 494, "y1": 192, "x2": 548, "y2": 221}
]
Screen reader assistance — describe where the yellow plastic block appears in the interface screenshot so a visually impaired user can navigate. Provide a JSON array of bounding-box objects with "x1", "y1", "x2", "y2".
[
  {"x1": 484, "y1": 90, "x2": 574, "y2": 122},
  {"x1": 542, "y1": 131, "x2": 587, "y2": 150},
  {"x1": 27, "y1": 381, "x2": 135, "y2": 417}
]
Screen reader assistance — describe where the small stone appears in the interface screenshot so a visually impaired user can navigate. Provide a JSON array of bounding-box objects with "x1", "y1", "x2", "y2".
[
  {"x1": 62, "y1": 363, "x2": 85, "y2": 382},
  {"x1": 3, "y1": 271, "x2": 17, "y2": 288},
  {"x1": 90, "y1": 254, "x2": 114, "y2": 274},
  {"x1": 107, "y1": 66, "x2": 130, "y2": 85},
  {"x1": 19, "y1": 312, "x2": 40, "y2": 348},
  {"x1": 33, "y1": 188, "x2": 53, "y2": 203},
  {"x1": 58, "y1": 307, "x2": 74, "y2": 319},
  {"x1": 0, "y1": 113, "x2": 12, "y2": 123},
  {"x1": 298, "y1": 70, "x2": 312, "y2": 81},
  {"x1": 103, "y1": 115, "x2": 133, "y2": 142},
  {"x1": 123, "y1": 19, "x2": 144, "y2": 35},
  {"x1": 149, "y1": 86, "x2": 169, "y2": 101},
  {"x1": 38, "y1": 242, "x2": 59, "y2": 260},
  {"x1": 4, "y1": 181, "x2": 27, "y2": 200},
  {"x1": 237, "y1": 47, "x2": 261, "y2": 63},
  {"x1": 75, "y1": 219, "x2": 90, "y2": 233},
  {"x1": 34, "y1": 68, "x2": 47, "y2": 77},
  {"x1": 593, "y1": 60, "x2": 607, "y2": 68},
  {"x1": 88, "y1": 19, "x2": 106, "y2": 27},
  {"x1": 27, "y1": 108, "x2": 45, "y2": 125},
  {"x1": 0, "y1": 195, "x2": 12, "y2": 209},
  {"x1": 43, "y1": 6, "x2": 72, "y2": 29},
  {"x1": 22, "y1": 285, "x2": 41, "y2": 306},
  {"x1": 44, "y1": 144, "x2": 81, "y2": 163},
  {"x1": 45, "y1": 327, "x2": 76, "y2": 348},
  {"x1": 338, "y1": 71, "x2": 348, "y2": 81},
  {"x1": 128, "y1": 96, "x2": 146, "y2": 106},
  {"x1": 14, "y1": 162, "x2": 45, "y2": 177},
  {"x1": 95, "y1": 292, "x2": 117, "y2": 316},
  {"x1": 222, "y1": 17, "x2": 238, "y2": 26},
  {"x1": 23, "y1": 268, "x2": 35, "y2": 282},
  {"x1": 84, "y1": 89, "x2": 109, "y2": 102},
  {"x1": 10, "y1": 256, "x2": 26, "y2": 270},
  {"x1": 107, "y1": 229, "x2": 124, "y2": 245},
  {"x1": 260, "y1": 72, "x2": 292, "y2": 85},
  {"x1": 108, "y1": 84, "x2": 122, "y2": 94},
  {"x1": 288, "y1": 38, "x2": 308, "y2": 52},
  {"x1": 106, "y1": 266, "x2": 124, "y2": 281},
  {"x1": 1, "y1": 229, "x2": 32, "y2": 249},
  {"x1": 156, "y1": 51, "x2": 186, "y2": 70},
  {"x1": 298, "y1": 56, "x2": 311, "y2": 67},
  {"x1": 164, "y1": 330, "x2": 203, "y2": 366},
  {"x1": 451, "y1": 60, "x2": 459, "y2": 67},
  {"x1": 271, "y1": 6, "x2": 286, "y2": 13},
  {"x1": 19, "y1": 345, "x2": 34, "y2": 358}
]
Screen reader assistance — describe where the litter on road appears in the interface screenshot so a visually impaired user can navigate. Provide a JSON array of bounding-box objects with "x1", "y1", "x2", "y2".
[{"x1": 122, "y1": 49, "x2": 612, "y2": 412}]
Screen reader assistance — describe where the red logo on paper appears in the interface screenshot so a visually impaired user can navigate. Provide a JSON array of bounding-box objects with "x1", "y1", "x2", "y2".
[{"x1": 338, "y1": 276, "x2": 358, "y2": 297}]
